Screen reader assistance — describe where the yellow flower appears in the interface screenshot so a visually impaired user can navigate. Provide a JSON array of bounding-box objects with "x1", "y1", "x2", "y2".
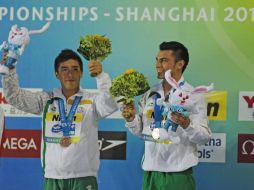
[
  {"x1": 125, "y1": 68, "x2": 135, "y2": 75},
  {"x1": 94, "y1": 34, "x2": 108, "y2": 42}
]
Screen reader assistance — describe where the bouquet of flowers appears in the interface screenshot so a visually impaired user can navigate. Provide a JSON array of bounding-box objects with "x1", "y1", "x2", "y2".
[
  {"x1": 77, "y1": 34, "x2": 112, "y2": 76},
  {"x1": 110, "y1": 68, "x2": 150, "y2": 104}
]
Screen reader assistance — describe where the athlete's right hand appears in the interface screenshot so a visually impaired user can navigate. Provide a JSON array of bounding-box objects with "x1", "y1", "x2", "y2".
[
  {"x1": 1, "y1": 51, "x2": 8, "y2": 65},
  {"x1": 121, "y1": 101, "x2": 136, "y2": 122}
]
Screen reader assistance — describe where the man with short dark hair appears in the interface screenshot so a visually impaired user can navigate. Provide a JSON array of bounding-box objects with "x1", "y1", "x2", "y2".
[
  {"x1": 122, "y1": 41, "x2": 211, "y2": 190},
  {"x1": 2, "y1": 49, "x2": 117, "y2": 190}
]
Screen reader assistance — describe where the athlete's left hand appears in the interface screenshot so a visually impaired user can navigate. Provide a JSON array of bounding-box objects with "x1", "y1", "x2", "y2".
[
  {"x1": 171, "y1": 112, "x2": 190, "y2": 129},
  {"x1": 88, "y1": 59, "x2": 102, "y2": 76}
]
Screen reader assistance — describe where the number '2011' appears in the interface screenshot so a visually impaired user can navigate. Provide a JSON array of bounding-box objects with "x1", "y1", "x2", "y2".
[{"x1": 224, "y1": 7, "x2": 254, "y2": 22}]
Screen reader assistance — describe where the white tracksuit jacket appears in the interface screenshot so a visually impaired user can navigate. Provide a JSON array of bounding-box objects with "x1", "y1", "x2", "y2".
[
  {"x1": 126, "y1": 76, "x2": 212, "y2": 172},
  {"x1": 2, "y1": 68, "x2": 117, "y2": 179}
]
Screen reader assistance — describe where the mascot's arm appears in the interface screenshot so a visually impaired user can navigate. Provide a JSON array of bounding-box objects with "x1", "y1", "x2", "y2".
[{"x1": 0, "y1": 41, "x2": 8, "y2": 51}]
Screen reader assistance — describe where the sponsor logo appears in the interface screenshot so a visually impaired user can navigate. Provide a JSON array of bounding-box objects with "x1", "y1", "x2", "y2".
[
  {"x1": 198, "y1": 133, "x2": 226, "y2": 163},
  {"x1": 0, "y1": 129, "x2": 127, "y2": 160},
  {"x1": 98, "y1": 131, "x2": 126, "y2": 160},
  {"x1": 238, "y1": 92, "x2": 254, "y2": 121},
  {"x1": 238, "y1": 134, "x2": 254, "y2": 163},
  {"x1": 205, "y1": 91, "x2": 227, "y2": 121},
  {"x1": 45, "y1": 113, "x2": 82, "y2": 122},
  {"x1": 146, "y1": 109, "x2": 154, "y2": 118},
  {"x1": 67, "y1": 99, "x2": 92, "y2": 105},
  {"x1": 0, "y1": 129, "x2": 41, "y2": 158}
]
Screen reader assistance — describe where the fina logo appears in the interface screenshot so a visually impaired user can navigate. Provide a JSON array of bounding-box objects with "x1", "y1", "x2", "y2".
[{"x1": 242, "y1": 140, "x2": 254, "y2": 155}]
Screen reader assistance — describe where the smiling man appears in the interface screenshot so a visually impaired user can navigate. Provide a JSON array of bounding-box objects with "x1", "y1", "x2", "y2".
[
  {"x1": 122, "y1": 41, "x2": 211, "y2": 190},
  {"x1": 2, "y1": 49, "x2": 117, "y2": 190}
]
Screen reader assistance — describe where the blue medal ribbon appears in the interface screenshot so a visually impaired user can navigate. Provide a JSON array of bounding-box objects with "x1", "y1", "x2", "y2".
[
  {"x1": 153, "y1": 93, "x2": 164, "y2": 128},
  {"x1": 58, "y1": 96, "x2": 82, "y2": 137},
  {"x1": 150, "y1": 80, "x2": 186, "y2": 132}
]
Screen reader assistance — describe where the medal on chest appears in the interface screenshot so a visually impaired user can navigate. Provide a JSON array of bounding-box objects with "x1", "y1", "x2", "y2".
[
  {"x1": 60, "y1": 136, "x2": 72, "y2": 147},
  {"x1": 150, "y1": 93, "x2": 164, "y2": 140},
  {"x1": 58, "y1": 96, "x2": 82, "y2": 147}
]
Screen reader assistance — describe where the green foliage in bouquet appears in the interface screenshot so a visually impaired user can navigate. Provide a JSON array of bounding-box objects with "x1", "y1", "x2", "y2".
[
  {"x1": 77, "y1": 34, "x2": 112, "y2": 61},
  {"x1": 110, "y1": 69, "x2": 150, "y2": 104}
]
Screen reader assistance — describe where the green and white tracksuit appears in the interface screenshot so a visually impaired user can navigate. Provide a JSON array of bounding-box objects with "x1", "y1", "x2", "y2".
[
  {"x1": 125, "y1": 76, "x2": 211, "y2": 189},
  {"x1": 2, "y1": 68, "x2": 117, "y2": 181}
]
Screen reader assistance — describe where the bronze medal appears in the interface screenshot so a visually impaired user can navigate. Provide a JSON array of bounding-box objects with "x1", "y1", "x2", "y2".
[{"x1": 60, "y1": 136, "x2": 71, "y2": 147}]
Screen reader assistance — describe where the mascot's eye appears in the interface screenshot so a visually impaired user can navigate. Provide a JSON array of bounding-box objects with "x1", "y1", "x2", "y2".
[
  {"x1": 186, "y1": 95, "x2": 189, "y2": 99},
  {"x1": 19, "y1": 33, "x2": 23, "y2": 35},
  {"x1": 179, "y1": 93, "x2": 182, "y2": 97}
]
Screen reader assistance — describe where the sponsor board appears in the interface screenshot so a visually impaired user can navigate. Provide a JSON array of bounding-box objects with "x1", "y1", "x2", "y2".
[
  {"x1": 238, "y1": 134, "x2": 254, "y2": 163},
  {"x1": 238, "y1": 91, "x2": 254, "y2": 121},
  {"x1": 0, "y1": 129, "x2": 41, "y2": 158},
  {"x1": 99, "y1": 131, "x2": 126, "y2": 160},
  {"x1": 205, "y1": 91, "x2": 227, "y2": 121},
  {"x1": 0, "y1": 129, "x2": 126, "y2": 160},
  {"x1": 198, "y1": 133, "x2": 226, "y2": 163}
]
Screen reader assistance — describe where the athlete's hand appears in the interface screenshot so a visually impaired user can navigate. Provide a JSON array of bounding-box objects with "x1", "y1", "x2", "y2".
[
  {"x1": 171, "y1": 112, "x2": 190, "y2": 129},
  {"x1": 122, "y1": 101, "x2": 136, "y2": 122},
  {"x1": 1, "y1": 52, "x2": 8, "y2": 65},
  {"x1": 88, "y1": 60, "x2": 102, "y2": 77}
]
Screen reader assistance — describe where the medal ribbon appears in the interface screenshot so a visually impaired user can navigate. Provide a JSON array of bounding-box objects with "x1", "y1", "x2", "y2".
[
  {"x1": 58, "y1": 96, "x2": 82, "y2": 136},
  {"x1": 154, "y1": 93, "x2": 164, "y2": 128}
]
